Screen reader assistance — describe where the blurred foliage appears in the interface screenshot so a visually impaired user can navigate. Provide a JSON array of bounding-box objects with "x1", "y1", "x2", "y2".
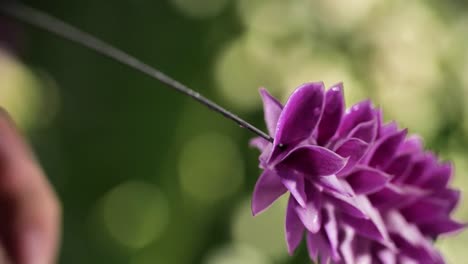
[{"x1": 1, "y1": 0, "x2": 468, "y2": 263}]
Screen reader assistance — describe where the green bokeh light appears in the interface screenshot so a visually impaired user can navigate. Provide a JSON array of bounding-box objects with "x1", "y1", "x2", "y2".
[
  {"x1": 170, "y1": 0, "x2": 230, "y2": 19},
  {"x1": 100, "y1": 181, "x2": 169, "y2": 250},
  {"x1": 204, "y1": 243, "x2": 270, "y2": 264},
  {"x1": 178, "y1": 133, "x2": 244, "y2": 203},
  {"x1": 0, "y1": 50, "x2": 48, "y2": 130},
  {"x1": 231, "y1": 196, "x2": 288, "y2": 260}
]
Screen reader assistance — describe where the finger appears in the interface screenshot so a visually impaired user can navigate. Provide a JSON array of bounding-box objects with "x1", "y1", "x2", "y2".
[
  {"x1": 0, "y1": 109, "x2": 61, "y2": 264},
  {"x1": 0, "y1": 245, "x2": 13, "y2": 264}
]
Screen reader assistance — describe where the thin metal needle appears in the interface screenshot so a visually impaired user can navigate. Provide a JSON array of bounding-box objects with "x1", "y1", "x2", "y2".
[{"x1": 0, "y1": 2, "x2": 274, "y2": 143}]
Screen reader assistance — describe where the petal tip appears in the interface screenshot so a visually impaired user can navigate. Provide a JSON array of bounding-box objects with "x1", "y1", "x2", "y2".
[{"x1": 329, "y1": 82, "x2": 344, "y2": 91}]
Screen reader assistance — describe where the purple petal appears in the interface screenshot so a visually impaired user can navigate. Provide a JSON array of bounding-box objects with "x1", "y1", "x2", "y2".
[
  {"x1": 295, "y1": 189, "x2": 322, "y2": 233},
  {"x1": 340, "y1": 226, "x2": 356, "y2": 264},
  {"x1": 346, "y1": 166, "x2": 390, "y2": 195},
  {"x1": 249, "y1": 137, "x2": 269, "y2": 152},
  {"x1": 399, "y1": 135, "x2": 424, "y2": 154},
  {"x1": 317, "y1": 83, "x2": 344, "y2": 145},
  {"x1": 260, "y1": 88, "x2": 283, "y2": 137},
  {"x1": 345, "y1": 214, "x2": 383, "y2": 241},
  {"x1": 335, "y1": 138, "x2": 369, "y2": 176},
  {"x1": 387, "y1": 211, "x2": 453, "y2": 263},
  {"x1": 369, "y1": 184, "x2": 424, "y2": 210},
  {"x1": 339, "y1": 100, "x2": 375, "y2": 136},
  {"x1": 348, "y1": 118, "x2": 378, "y2": 144},
  {"x1": 354, "y1": 238, "x2": 372, "y2": 264},
  {"x1": 279, "y1": 145, "x2": 347, "y2": 177},
  {"x1": 270, "y1": 82, "x2": 325, "y2": 161},
  {"x1": 252, "y1": 169, "x2": 287, "y2": 216},
  {"x1": 400, "y1": 199, "x2": 451, "y2": 224},
  {"x1": 285, "y1": 196, "x2": 305, "y2": 255},
  {"x1": 385, "y1": 154, "x2": 412, "y2": 180},
  {"x1": 278, "y1": 168, "x2": 307, "y2": 207},
  {"x1": 420, "y1": 162, "x2": 452, "y2": 190},
  {"x1": 325, "y1": 192, "x2": 368, "y2": 219},
  {"x1": 367, "y1": 129, "x2": 407, "y2": 168},
  {"x1": 344, "y1": 196, "x2": 392, "y2": 246},
  {"x1": 419, "y1": 218, "x2": 466, "y2": 237},
  {"x1": 377, "y1": 249, "x2": 397, "y2": 264},
  {"x1": 317, "y1": 175, "x2": 354, "y2": 197},
  {"x1": 323, "y1": 205, "x2": 340, "y2": 261},
  {"x1": 400, "y1": 154, "x2": 434, "y2": 185},
  {"x1": 391, "y1": 234, "x2": 439, "y2": 264},
  {"x1": 433, "y1": 188, "x2": 460, "y2": 213},
  {"x1": 379, "y1": 121, "x2": 398, "y2": 138},
  {"x1": 368, "y1": 184, "x2": 405, "y2": 210},
  {"x1": 258, "y1": 143, "x2": 273, "y2": 167},
  {"x1": 306, "y1": 231, "x2": 331, "y2": 263}
]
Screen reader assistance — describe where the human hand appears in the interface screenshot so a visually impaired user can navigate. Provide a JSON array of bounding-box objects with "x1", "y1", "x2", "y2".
[{"x1": 0, "y1": 109, "x2": 61, "y2": 264}]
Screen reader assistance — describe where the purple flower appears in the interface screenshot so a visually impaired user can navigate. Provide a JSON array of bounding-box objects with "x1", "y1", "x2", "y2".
[{"x1": 250, "y1": 82, "x2": 465, "y2": 263}]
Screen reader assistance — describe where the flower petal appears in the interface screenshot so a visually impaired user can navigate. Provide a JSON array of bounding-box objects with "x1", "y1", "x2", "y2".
[
  {"x1": 387, "y1": 211, "x2": 449, "y2": 263},
  {"x1": 348, "y1": 118, "x2": 378, "y2": 144},
  {"x1": 369, "y1": 184, "x2": 424, "y2": 210},
  {"x1": 399, "y1": 135, "x2": 423, "y2": 154},
  {"x1": 260, "y1": 88, "x2": 283, "y2": 137},
  {"x1": 270, "y1": 82, "x2": 325, "y2": 161},
  {"x1": 385, "y1": 153, "x2": 412, "y2": 180},
  {"x1": 345, "y1": 214, "x2": 385, "y2": 242},
  {"x1": 399, "y1": 154, "x2": 434, "y2": 185},
  {"x1": 419, "y1": 218, "x2": 466, "y2": 237},
  {"x1": 368, "y1": 184, "x2": 405, "y2": 210},
  {"x1": 325, "y1": 192, "x2": 368, "y2": 219},
  {"x1": 367, "y1": 129, "x2": 407, "y2": 168},
  {"x1": 340, "y1": 226, "x2": 356, "y2": 264},
  {"x1": 339, "y1": 100, "x2": 375, "y2": 136},
  {"x1": 294, "y1": 188, "x2": 322, "y2": 233},
  {"x1": 346, "y1": 166, "x2": 391, "y2": 195},
  {"x1": 354, "y1": 238, "x2": 372, "y2": 264},
  {"x1": 249, "y1": 137, "x2": 269, "y2": 152},
  {"x1": 420, "y1": 162, "x2": 452, "y2": 190},
  {"x1": 279, "y1": 145, "x2": 347, "y2": 177},
  {"x1": 278, "y1": 169, "x2": 307, "y2": 208},
  {"x1": 377, "y1": 249, "x2": 397, "y2": 264},
  {"x1": 323, "y1": 205, "x2": 340, "y2": 261},
  {"x1": 433, "y1": 188, "x2": 460, "y2": 213},
  {"x1": 344, "y1": 196, "x2": 391, "y2": 245},
  {"x1": 400, "y1": 199, "x2": 451, "y2": 224},
  {"x1": 251, "y1": 169, "x2": 287, "y2": 216},
  {"x1": 317, "y1": 83, "x2": 344, "y2": 145},
  {"x1": 306, "y1": 231, "x2": 331, "y2": 264},
  {"x1": 285, "y1": 196, "x2": 305, "y2": 255},
  {"x1": 379, "y1": 121, "x2": 398, "y2": 138},
  {"x1": 335, "y1": 138, "x2": 369, "y2": 176},
  {"x1": 317, "y1": 175, "x2": 354, "y2": 197}
]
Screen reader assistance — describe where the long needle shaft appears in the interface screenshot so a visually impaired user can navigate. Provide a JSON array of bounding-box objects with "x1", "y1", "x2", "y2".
[{"x1": 0, "y1": 2, "x2": 273, "y2": 143}]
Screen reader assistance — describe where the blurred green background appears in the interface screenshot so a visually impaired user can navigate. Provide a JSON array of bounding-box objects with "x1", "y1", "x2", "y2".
[{"x1": 1, "y1": 0, "x2": 468, "y2": 263}]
